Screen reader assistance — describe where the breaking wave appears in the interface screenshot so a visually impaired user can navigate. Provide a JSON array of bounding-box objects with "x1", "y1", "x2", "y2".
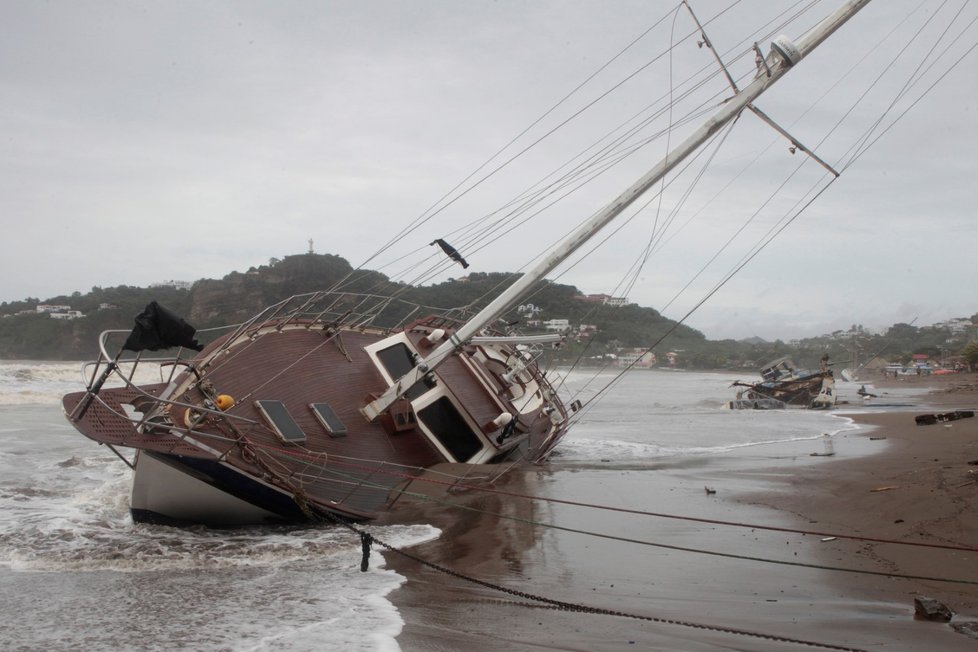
[
  {"x1": 0, "y1": 451, "x2": 437, "y2": 573},
  {"x1": 0, "y1": 360, "x2": 164, "y2": 406}
]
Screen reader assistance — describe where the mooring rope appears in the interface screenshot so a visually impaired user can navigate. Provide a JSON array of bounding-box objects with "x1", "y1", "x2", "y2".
[
  {"x1": 254, "y1": 442, "x2": 978, "y2": 555},
  {"x1": 315, "y1": 509, "x2": 869, "y2": 652},
  {"x1": 246, "y1": 443, "x2": 978, "y2": 588}
]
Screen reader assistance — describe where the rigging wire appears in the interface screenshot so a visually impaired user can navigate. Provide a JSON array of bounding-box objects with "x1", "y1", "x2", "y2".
[
  {"x1": 569, "y1": 173, "x2": 838, "y2": 423},
  {"x1": 360, "y1": 1, "x2": 978, "y2": 315},
  {"x1": 350, "y1": 6, "x2": 688, "y2": 266},
  {"x1": 419, "y1": 5, "x2": 837, "y2": 391},
  {"x1": 376, "y1": 99, "x2": 727, "y2": 317},
  {"x1": 262, "y1": 2, "x2": 976, "y2": 424},
  {"x1": 254, "y1": 443, "x2": 978, "y2": 588},
  {"x1": 839, "y1": 5, "x2": 978, "y2": 171},
  {"x1": 814, "y1": 0, "x2": 958, "y2": 171},
  {"x1": 361, "y1": 53, "x2": 734, "y2": 296},
  {"x1": 548, "y1": 120, "x2": 742, "y2": 399},
  {"x1": 315, "y1": 1, "x2": 822, "y2": 327},
  {"x1": 558, "y1": 1, "x2": 978, "y2": 412},
  {"x1": 642, "y1": 2, "x2": 937, "y2": 320},
  {"x1": 419, "y1": 3, "x2": 824, "y2": 295},
  {"x1": 623, "y1": 5, "x2": 682, "y2": 301},
  {"x1": 328, "y1": 0, "x2": 816, "y2": 299},
  {"x1": 436, "y1": 0, "x2": 814, "y2": 259},
  {"x1": 257, "y1": 438, "x2": 978, "y2": 559},
  {"x1": 324, "y1": 2, "x2": 720, "y2": 295}
]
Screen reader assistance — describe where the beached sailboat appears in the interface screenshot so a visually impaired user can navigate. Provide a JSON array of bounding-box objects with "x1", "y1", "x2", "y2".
[
  {"x1": 728, "y1": 355, "x2": 836, "y2": 409},
  {"x1": 64, "y1": 0, "x2": 880, "y2": 525}
]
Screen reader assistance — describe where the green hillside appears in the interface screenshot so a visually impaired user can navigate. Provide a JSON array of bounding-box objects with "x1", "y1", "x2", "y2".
[{"x1": 1, "y1": 253, "x2": 974, "y2": 372}]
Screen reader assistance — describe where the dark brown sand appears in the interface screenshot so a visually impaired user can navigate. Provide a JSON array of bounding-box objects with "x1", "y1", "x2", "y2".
[{"x1": 382, "y1": 372, "x2": 978, "y2": 651}]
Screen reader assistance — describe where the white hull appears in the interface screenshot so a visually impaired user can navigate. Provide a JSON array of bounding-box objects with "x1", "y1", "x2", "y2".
[{"x1": 131, "y1": 451, "x2": 283, "y2": 526}]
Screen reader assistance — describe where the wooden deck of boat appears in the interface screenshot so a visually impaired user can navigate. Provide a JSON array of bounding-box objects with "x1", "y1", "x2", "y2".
[{"x1": 65, "y1": 321, "x2": 561, "y2": 519}]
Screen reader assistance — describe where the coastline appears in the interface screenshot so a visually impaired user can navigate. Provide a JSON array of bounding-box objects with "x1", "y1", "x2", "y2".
[
  {"x1": 749, "y1": 373, "x2": 978, "y2": 614},
  {"x1": 384, "y1": 373, "x2": 978, "y2": 651}
]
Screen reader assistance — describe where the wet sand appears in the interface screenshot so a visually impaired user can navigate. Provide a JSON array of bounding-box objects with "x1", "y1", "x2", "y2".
[{"x1": 383, "y1": 373, "x2": 978, "y2": 651}]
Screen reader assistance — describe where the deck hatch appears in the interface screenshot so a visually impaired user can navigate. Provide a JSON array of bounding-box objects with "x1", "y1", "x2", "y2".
[
  {"x1": 310, "y1": 402, "x2": 348, "y2": 437},
  {"x1": 255, "y1": 400, "x2": 306, "y2": 445}
]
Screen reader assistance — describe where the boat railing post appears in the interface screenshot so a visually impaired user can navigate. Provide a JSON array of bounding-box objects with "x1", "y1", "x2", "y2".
[{"x1": 70, "y1": 353, "x2": 122, "y2": 422}]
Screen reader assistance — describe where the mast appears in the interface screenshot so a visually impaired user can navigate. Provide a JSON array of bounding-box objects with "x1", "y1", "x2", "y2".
[{"x1": 362, "y1": 0, "x2": 871, "y2": 421}]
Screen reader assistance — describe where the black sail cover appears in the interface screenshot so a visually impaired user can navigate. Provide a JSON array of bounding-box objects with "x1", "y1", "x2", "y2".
[
  {"x1": 123, "y1": 301, "x2": 204, "y2": 352},
  {"x1": 430, "y1": 238, "x2": 469, "y2": 269}
]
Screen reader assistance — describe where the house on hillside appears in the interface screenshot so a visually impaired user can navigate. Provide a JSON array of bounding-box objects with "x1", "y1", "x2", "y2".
[
  {"x1": 577, "y1": 293, "x2": 628, "y2": 307},
  {"x1": 49, "y1": 310, "x2": 84, "y2": 320},
  {"x1": 150, "y1": 280, "x2": 192, "y2": 290},
  {"x1": 543, "y1": 319, "x2": 570, "y2": 332},
  {"x1": 616, "y1": 348, "x2": 656, "y2": 368},
  {"x1": 36, "y1": 304, "x2": 71, "y2": 313}
]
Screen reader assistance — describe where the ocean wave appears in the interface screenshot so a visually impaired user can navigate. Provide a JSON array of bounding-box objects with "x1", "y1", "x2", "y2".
[
  {"x1": 556, "y1": 417, "x2": 857, "y2": 463},
  {"x1": 0, "y1": 522, "x2": 440, "y2": 573},
  {"x1": 554, "y1": 437, "x2": 665, "y2": 461},
  {"x1": 0, "y1": 361, "x2": 165, "y2": 406},
  {"x1": 0, "y1": 442, "x2": 440, "y2": 572},
  {"x1": 1, "y1": 519, "x2": 439, "y2": 572}
]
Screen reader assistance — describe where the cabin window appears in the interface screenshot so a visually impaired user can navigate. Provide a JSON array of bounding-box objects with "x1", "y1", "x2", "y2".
[
  {"x1": 310, "y1": 402, "x2": 348, "y2": 437},
  {"x1": 255, "y1": 400, "x2": 306, "y2": 445},
  {"x1": 416, "y1": 396, "x2": 483, "y2": 462},
  {"x1": 375, "y1": 342, "x2": 430, "y2": 400}
]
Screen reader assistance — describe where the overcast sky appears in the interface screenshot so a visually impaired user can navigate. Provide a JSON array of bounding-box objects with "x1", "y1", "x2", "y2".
[{"x1": 2, "y1": 0, "x2": 975, "y2": 341}]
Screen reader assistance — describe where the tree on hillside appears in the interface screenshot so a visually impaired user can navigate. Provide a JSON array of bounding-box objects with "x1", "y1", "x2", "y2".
[{"x1": 961, "y1": 341, "x2": 978, "y2": 371}]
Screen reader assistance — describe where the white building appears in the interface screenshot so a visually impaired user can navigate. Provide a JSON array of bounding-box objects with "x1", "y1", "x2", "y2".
[
  {"x1": 50, "y1": 310, "x2": 84, "y2": 320},
  {"x1": 543, "y1": 319, "x2": 570, "y2": 332},
  {"x1": 938, "y1": 318, "x2": 973, "y2": 334},
  {"x1": 150, "y1": 280, "x2": 192, "y2": 290},
  {"x1": 36, "y1": 304, "x2": 71, "y2": 313},
  {"x1": 616, "y1": 348, "x2": 656, "y2": 368},
  {"x1": 578, "y1": 293, "x2": 629, "y2": 307}
]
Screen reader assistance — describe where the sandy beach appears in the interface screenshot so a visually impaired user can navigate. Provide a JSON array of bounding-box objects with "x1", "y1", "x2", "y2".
[{"x1": 382, "y1": 372, "x2": 978, "y2": 651}]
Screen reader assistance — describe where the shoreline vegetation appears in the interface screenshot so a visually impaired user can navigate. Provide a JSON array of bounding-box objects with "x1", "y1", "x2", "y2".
[
  {"x1": 382, "y1": 372, "x2": 978, "y2": 651},
  {"x1": 1, "y1": 254, "x2": 975, "y2": 373}
]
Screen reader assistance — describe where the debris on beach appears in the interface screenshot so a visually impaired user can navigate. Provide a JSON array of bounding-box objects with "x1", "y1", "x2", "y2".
[
  {"x1": 954, "y1": 470, "x2": 978, "y2": 488},
  {"x1": 857, "y1": 385, "x2": 878, "y2": 399},
  {"x1": 810, "y1": 433, "x2": 835, "y2": 456},
  {"x1": 914, "y1": 596, "x2": 954, "y2": 622},
  {"x1": 704, "y1": 486, "x2": 716, "y2": 495},
  {"x1": 944, "y1": 383, "x2": 978, "y2": 395},
  {"x1": 870, "y1": 486, "x2": 898, "y2": 492},
  {"x1": 914, "y1": 410, "x2": 975, "y2": 426},
  {"x1": 951, "y1": 622, "x2": 978, "y2": 640}
]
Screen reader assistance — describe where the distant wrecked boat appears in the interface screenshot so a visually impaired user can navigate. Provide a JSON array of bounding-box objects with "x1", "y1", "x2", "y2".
[{"x1": 728, "y1": 356, "x2": 835, "y2": 410}]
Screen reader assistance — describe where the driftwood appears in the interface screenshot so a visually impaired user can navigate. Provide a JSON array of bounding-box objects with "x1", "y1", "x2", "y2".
[{"x1": 914, "y1": 410, "x2": 975, "y2": 426}]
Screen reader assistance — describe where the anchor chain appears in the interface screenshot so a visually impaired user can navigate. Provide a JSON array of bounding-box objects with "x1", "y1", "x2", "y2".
[{"x1": 322, "y1": 512, "x2": 868, "y2": 652}]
